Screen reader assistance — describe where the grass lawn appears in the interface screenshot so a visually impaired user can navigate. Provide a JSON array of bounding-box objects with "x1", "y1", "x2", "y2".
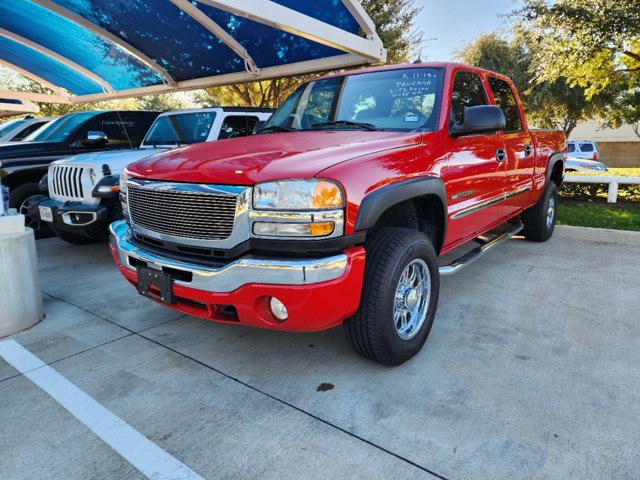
[
  {"x1": 566, "y1": 168, "x2": 640, "y2": 177},
  {"x1": 557, "y1": 201, "x2": 640, "y2": 231}
]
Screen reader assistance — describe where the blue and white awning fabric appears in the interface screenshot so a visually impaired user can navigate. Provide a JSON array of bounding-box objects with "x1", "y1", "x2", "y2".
[{"x1": 0, "y1": 0, "x2": 386, "y2": 104}]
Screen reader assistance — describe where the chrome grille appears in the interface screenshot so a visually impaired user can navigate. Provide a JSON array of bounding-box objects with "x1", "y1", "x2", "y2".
[
  {"x1": 50, "y1": 165, "x2": 86, "y2": 200},
  {"x1": 127, "y1": 184, "x2": 239, "y2": 240}
]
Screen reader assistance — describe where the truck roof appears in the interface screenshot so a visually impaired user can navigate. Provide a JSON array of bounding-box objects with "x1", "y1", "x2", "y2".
[
  {"x1": 216, "y1": 106, "x2": 276, "y2": 113},
  {"x1": 314, "y1": 61, "x2": 515, "y2": 84}
]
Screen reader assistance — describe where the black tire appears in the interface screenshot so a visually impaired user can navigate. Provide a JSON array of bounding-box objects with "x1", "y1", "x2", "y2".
[
  {"x1": 50, "y1": 226, "x2": 104, "y2": 245},
  {"x1": 8, "y1": 182, "x2": 54, "y2": 239},
  {"x1": 344, "y1": 227, "x2": 440, "y2": 366},
  {"x1": 522, "y1": 180, "x2": 558, "y2": 242}
]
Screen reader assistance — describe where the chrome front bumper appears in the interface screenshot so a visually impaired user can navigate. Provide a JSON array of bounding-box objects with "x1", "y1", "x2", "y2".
[{"x1": 109, "y1": 220, "x2": 348, "y2": 293}]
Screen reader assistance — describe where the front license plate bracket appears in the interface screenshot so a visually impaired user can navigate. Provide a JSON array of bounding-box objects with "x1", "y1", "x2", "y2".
[{"x1": 137, "y1": 266, "x2": 176, "y2": 304}]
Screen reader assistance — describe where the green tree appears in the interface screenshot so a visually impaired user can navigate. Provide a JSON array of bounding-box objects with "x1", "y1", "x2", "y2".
[
  {"x1": 197, "y1": 0, "x2": 424, "y2": 108},
  {"x1": 457, "y1": 32, "x2": 612, "y2": 136},
  {"x1": 135, "y1": 93, "x2": 189, "y2": 111},
  {"x1": 598, "y1": 88, "x2": 640, "y2": 138},
  {"x1": 514, "y1": 0, "x2": 640, "y2": 97}
]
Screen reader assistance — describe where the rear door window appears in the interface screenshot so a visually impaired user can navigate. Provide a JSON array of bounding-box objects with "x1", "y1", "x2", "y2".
[
  {"x1": 218, "y1": 115, "x2": 260, "y2": 139},
  {"x1": 450, "y1": 71, "x2": 488, "y2": 126},
  {"x1": 488, "y1": 77, "x2": 522, "y2": 132},
  {"x1": 12, "y1": 121, "x2": 49, "y2": 141},
  {"x1": 568, "y1": 144, "x2": 576, "y2": 153}
]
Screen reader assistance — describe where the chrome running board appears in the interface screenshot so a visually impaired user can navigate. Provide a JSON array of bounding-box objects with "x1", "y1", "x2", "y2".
[{"x1": 439, "y1": 222, "x2": 524, "y2": 276}]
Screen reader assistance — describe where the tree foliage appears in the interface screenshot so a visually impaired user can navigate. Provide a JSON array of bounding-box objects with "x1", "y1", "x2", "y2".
[
  {"x1": 457, "y1": 32, "x2": 618, "y2": 136},
  {"x1": 197, "y1": 0, "x2": 424, "y2": 108},
  {"x1": 514, "y1": 0, "x2": 640, "y2": 97}
]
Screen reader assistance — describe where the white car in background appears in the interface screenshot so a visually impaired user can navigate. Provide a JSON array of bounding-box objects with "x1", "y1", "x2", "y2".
[
  {"x1": 567, "y1": 140, "x2": 601, "y2": 161},
  {"x1": 565, "y1": 157, "x2": 608, "y2": 172},
  {"x1": 0, "y1": 115, "x2": 55, "y2": 142}
]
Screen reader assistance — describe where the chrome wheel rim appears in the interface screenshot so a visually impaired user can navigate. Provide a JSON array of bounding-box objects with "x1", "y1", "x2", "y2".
[
  {"x1": 546, "y1": 195, "x2": 556, "y2": 229},
  {"x1": 393, "y1": 258, "x2": 431, "y2": 340}
]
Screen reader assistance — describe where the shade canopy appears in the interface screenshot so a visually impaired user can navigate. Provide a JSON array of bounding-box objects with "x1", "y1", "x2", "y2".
[
  {"x1": 0, "y1": 0, "x2": 386, "y2": 104},
  {"x1": 0, "y1": 98, "x2": 39, "y2": 117}
]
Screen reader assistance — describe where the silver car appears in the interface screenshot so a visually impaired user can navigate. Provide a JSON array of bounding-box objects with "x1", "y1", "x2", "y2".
[
  {"x1": 0, "y1": 116, "x2": 54, "y2": 142},
  {"x1": 565, "y1": 157, "x2": 608, "y2": 172}
]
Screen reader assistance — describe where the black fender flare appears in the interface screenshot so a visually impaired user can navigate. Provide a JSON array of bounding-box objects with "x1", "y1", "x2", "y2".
[
  {"x1": 354, "y1": 177, "x2": 448, "y2": 250},
  {"x1": 546, "y1": 152, "x2": 565, "y2": 186}
]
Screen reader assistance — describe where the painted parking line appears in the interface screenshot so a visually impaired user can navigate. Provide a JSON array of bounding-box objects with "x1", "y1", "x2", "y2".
[{"x1": 0, "y1": 339, "x2": 204, "y2": 480}]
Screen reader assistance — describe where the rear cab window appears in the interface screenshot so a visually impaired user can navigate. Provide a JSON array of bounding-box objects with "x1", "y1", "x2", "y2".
[{"x1": 579, "y1": 143, "x2": 594, "y2": 152}]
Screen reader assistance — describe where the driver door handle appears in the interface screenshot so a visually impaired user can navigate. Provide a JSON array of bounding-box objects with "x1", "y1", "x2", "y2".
[{"x1": 496, "y1": 148, "x2": 507, "y2": 163}]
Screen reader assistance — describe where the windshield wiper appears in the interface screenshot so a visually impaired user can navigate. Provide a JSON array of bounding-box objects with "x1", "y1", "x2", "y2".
[
  {"x1": 312, "y1": 120, "x2": 377, "y2": 131},
  {"x1": 257, "y1": 125, "x2": 297, "y2": 134}
]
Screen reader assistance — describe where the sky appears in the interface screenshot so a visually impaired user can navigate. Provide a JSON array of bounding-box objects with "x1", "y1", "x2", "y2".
[{"x1": 413, "y1": 0, "x2": 523, "y2": 62}]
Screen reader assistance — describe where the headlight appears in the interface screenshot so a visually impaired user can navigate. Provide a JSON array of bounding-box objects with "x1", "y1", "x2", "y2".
[
  {"x1": 253, "y1": 179, "x2": 344, "y2": 211},
  {"x1": 119, "y1": 171, "x2": 128, "y2": 194},
  {"x1": 119, "y1": 171, "x2": 128, "y2": 216}
]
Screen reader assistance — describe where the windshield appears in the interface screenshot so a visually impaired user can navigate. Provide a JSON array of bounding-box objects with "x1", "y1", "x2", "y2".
[
  {"x1": 0, "y1": 119, "x2": 26, "y2": 137},
  {"x1": 142, "y1": 111, "x2": 217, "y2": 146},
  {"x1": 25, "y1": 112, "x2": 98, "y2": 142},
  {"x1": 263, "y1": 68, "x2": 443, "y2": 132}
]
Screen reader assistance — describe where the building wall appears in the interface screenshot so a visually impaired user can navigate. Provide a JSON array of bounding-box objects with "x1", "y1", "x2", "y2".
[
  {"x1": 598, "y1": 142, "x2": 640, "y2": 168},
  {"x1": 569, "y1": 120, "x2": 639, "y2": 168}
]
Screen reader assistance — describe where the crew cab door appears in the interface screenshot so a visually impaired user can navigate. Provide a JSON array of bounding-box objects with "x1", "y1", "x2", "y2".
[
  {"x1": 487, "y1": 76, "x2": 534, "y2": 215},
  {"x1": 442, "y1": 70, "x2": 507, "y2": 249}
]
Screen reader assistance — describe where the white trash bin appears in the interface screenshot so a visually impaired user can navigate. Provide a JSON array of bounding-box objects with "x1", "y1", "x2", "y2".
[{"x1": 0, "y1": 214, "x2": 43, "y2": 337}]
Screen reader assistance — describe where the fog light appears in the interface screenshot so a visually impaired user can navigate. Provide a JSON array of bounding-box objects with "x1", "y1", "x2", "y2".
[{"x1": 269, "y1": 297, "x2": 288, "y2": 321}]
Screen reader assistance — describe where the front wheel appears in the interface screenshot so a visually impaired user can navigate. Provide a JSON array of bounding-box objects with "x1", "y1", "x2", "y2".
[
  {"x1": 522, "y1": 181, "x2": 558, "y2": 242},
  {"x1": 344, "y1": 227, "x2": 440, "y2": 366}
]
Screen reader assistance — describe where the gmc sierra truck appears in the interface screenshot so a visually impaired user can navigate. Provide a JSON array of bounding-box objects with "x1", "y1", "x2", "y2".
[
  {"x1": 30, "y1": 107, "x2": 273, "y2": 244},
  {"x1": 109, "y1": 62, "x2": 566, "y2": 365}
]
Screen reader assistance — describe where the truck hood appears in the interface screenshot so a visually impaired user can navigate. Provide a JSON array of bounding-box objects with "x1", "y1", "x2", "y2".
[
  {"x1": 127, "y1": 131, "x2": 422, "y2": 184},
  {"x1": 54, "y1": 147, "x2": 162, "y2": 172}
]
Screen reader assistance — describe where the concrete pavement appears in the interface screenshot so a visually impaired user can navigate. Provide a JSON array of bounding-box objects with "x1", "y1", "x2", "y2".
[{"x1": 1, "y1": 226, "x2": 639, "y2": 479}]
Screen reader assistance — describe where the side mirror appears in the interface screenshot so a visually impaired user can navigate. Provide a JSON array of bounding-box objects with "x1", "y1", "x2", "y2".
[
  {"x1": 252, "y1": 121, "x2": 266, "y2": 135},
  {"x1": 83, "y1": 130, "x2": 109, "y2": 146},
  {"x1": 450, "y1": 106, "x2": 506, "y2": 137}
]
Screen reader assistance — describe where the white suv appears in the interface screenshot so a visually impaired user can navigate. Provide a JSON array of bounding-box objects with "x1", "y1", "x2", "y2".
[{"x1": 567, "y1": 140, "x2": 600, "y2": 161}]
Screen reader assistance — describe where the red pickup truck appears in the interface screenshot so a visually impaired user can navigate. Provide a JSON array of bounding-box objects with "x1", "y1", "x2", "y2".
[{"x1": 110, "y1": 62, "x2": 566, "y2": 365}]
